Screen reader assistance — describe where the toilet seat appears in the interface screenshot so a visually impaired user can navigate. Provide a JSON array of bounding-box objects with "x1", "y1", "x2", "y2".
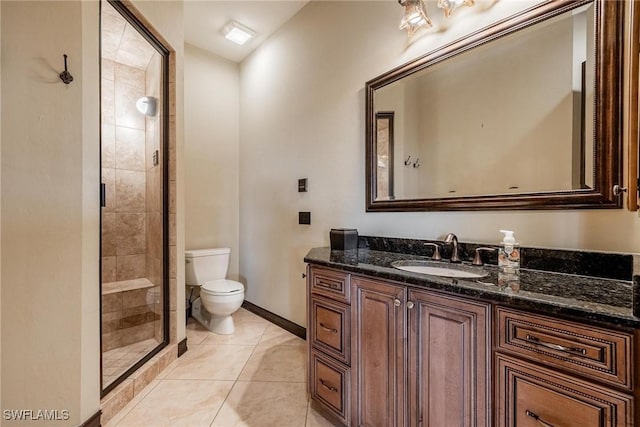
[{"x1": 201, "y1": 279, "x2": 244, "y2": 296}]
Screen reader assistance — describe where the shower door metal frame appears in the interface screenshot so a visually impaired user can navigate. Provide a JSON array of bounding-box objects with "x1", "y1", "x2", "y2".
[{"x1": 99, "y1": 0, "x2": 171, "y2": 397}]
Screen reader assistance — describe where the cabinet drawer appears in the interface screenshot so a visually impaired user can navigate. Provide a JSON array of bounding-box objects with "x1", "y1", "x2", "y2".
[
  {"x1": 310, "y1": 296, "x2": 350, "y2": 364},
  {"x1": 496, "y1": 307, "x2": 632, "y2": 390},
  {"x1": 310, "y1": 350, "x2": 351, "y2": 426},
  {"x1": 310, "y1": 267, "x2": 350, "y2": 303},
  {"x1": 496, "y1": 354, "x2": 632, "y2": 427}
]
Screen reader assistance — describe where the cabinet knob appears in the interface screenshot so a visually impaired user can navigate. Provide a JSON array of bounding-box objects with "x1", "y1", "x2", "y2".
[
  {"x1": 407, "y1": 301, "x2": 415, "y2": 309},
  {"x1": 613, "y1": 184, "x2": 628, "y2": 196},
  {"x1": 394, "y1": 298, "x2": 401, "y2": 307}
]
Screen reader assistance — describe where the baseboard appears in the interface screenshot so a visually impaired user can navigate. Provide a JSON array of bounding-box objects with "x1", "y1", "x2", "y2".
[
  {"x1": 78, "y1": 410, "x2": 101, "y2": 427},
  {"x1": 177, "y1": 338, "x2": 188, "y2": 357},
  {"x1": 242, "y1": 301, "x2": 306, "y2": 340}
]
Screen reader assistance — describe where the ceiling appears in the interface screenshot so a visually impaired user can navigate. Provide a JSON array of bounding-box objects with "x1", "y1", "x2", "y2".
[
  {"x1": 184, "y1": 1, "x2": 310, "y2": 63},
  {"x1": 103, "y1": 2, "x2": 157, "y2": 70}
]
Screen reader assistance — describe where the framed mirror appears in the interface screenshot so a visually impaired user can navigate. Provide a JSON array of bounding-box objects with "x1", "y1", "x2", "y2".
[{"x1": 366, "y1": 0, "x2": 624, "y2": 211}]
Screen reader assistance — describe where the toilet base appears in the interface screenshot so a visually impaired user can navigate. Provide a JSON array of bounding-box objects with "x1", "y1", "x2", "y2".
[{"x1": 191, "y1": 297, "x2": 236, "y2": 335}]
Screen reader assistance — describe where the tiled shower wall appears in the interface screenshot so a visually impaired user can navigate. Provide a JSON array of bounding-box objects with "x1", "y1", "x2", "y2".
[{"x1": 102, "y1": 60, "x2": 148, "y2": 283}]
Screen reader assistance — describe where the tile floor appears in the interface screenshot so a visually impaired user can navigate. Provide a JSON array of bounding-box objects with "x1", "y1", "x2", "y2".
[
  {"x1": 105, "y1": 308, "x2": 341, "y2": 427},
  {"x1": 103, "y1": 337, "x2": 160, "y2": 386}
]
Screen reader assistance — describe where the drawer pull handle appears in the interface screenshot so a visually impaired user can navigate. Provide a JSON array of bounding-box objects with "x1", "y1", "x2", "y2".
[
  {"x1": 319, "y1": 379, "x2": 338, "y2": 393},
  {"x1": 318, "y1": 280, "x2": 339, "y2": 290},
  {"x1": 319, "y1": 323, "x2": 338, "y2": 334},
  {"x1": 526, "y1": 410, "x2": 555, "y2": 427},
  {"x1": 394, "y1": 298, "x2": 401, "y2": 307},
  {"x1": 525, "y1": 334, "x2": 587, "y2": 355}
]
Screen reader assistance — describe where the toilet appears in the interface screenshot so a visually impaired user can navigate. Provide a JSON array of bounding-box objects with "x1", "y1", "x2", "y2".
[{"x1": 185, "y1": 248, "x2": 245, "y2": 334}]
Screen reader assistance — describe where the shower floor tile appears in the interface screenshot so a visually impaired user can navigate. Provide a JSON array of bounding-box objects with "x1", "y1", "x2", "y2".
[{"x1": 103, "y1": 337, "x2": 160, "y2": 386}]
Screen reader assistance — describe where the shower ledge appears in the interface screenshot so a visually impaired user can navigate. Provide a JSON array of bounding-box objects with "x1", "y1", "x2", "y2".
[{"x1": 102, "y1": 278, "x2": 155, "y2": 295}]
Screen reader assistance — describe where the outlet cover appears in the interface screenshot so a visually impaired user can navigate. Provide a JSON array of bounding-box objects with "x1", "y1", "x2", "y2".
[{"x1": 299, "y1": 211, "x2": 311, "y2": 225}]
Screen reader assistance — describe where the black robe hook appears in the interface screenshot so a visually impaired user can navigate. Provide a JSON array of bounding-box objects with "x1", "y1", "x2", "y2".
[{"x1": 59, "y1": 54, "x2": 73, "y2": 84}]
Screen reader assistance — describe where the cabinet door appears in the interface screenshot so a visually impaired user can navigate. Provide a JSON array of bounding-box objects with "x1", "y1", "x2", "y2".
[
  {"x1": 408, "y1": 289, "x2": 491, "y2": 427},
  {"x1": 352, "y1": 277, "x2": 406, "y2": 427}
]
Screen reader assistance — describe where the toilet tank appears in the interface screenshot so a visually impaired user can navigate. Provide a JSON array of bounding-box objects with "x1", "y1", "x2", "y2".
[{"x1": 185, "y1": 248, "x2": 231, "y2": 286}]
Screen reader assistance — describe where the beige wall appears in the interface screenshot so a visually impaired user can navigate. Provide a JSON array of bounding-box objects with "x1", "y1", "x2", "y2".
[
  {"x1": 80, "y1": 2, "x2": 101, "y2": 420},
  {"x1": 239, "y1": 1, "x2": 640, "y2": 327},
  {"x1": 0, "y1": 0, "x2": 184, "y2": 424},
  {"x1": 1, "y1": 1, "x2": 100, "y2": 425},
  {"x1": 184, "y1": 44, "x2": 240, "y2": 281}
]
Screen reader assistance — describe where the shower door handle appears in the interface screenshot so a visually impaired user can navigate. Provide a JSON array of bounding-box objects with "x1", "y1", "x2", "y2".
[{"x1": 100, "y1": 183, "x2": 106, "y2": 207}]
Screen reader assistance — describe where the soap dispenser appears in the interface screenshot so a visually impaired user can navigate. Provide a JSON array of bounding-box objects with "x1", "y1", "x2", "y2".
[{"x1": 498, "y1": 230, "x2": 520, "y2": 274}]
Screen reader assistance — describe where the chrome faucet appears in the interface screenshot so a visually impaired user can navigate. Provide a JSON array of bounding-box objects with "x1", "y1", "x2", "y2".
[{"x1": 443, "y1": 233, "x2": 461, "y2": 263}]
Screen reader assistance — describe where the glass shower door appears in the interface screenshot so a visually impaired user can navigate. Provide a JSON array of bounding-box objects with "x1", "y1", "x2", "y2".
[{"x1": 100, "y1": 0, "x2": 169, "y2": 395}]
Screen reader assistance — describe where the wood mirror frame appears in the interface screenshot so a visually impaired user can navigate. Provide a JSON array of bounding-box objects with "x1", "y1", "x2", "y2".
[{"x1": 365, "y1": 0, "x2": 624, "y2": 212}]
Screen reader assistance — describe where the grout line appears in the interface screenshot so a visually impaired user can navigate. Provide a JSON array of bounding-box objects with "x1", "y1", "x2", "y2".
[
  {"x1": 207, "y1": 388, "x2": 227, "y2": 427},
  {"x1": 232, "y1": 379, "x2": 307, "y2": 383},
  {"x1": 304, "y1": 400, "x2": 310, "y2": 427},
  {"x1": 234, "y1": 326, "x2": 266, "y2": 382},
  {"x1": 209, "y1": 323, "x2": 266, "y2": 427},
  {"x1": 116, "y1": 312, "x2": 312, "y2": 426},
  {"x1": 158, "y1": 378, "x2": 237, "y2": 382},
  {"x1": 209, "y1": 377, "x2": 242, "y2": 427},
  {"x1": 107, "y1": 379, "x2": 161, "y2": 427}
]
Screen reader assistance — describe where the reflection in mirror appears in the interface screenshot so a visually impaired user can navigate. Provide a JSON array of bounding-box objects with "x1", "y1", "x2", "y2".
[
  {"x1": 376, "y1": 112, "x2": 395, "y2": 199},
  {"x1": 366, "y1": 0, "x2": 624, "y2": 211},
  {"x1": 376, "y1": 4, "x2": 593, "y2": 200}
]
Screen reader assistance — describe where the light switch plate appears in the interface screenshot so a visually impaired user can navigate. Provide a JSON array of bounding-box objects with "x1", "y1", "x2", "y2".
[{"x1": 298, "y1": 178, "x2": 307, "y2": 192}]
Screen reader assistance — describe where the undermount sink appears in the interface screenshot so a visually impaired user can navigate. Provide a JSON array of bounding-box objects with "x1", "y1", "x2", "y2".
[{"x1": 391, "y1": 260, "x2": 488, "y2": 279}]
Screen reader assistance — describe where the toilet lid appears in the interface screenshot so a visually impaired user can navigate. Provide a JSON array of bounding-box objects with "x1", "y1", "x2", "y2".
[{"x1": 201, "y1": 279, "x2": 244, "y2": 295}]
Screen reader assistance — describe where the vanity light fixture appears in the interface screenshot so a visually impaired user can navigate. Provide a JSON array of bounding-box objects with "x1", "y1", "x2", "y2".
[
  {"x1": 399, "y1": 0, "x2": 475, "y2": 35},
  {"x1": 399, "y1": 0, "x2": 432, "y2": 35},
  {"x1": 437, "y1": 0, "x2": 475, "y2": 18},
  {"x1": 222, "y1": 20, "x2": 256, "y2": 46}
]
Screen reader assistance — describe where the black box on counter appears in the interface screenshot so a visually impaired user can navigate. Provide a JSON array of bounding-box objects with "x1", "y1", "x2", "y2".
[{"x1": 330, "y1": 228, "x2": 358, "y2": 250}]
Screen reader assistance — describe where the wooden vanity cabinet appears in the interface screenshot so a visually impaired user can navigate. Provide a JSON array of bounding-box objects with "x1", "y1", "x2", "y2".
[
  {"x1": 308, "y1": 265, "x2": 636, "y2": 427},
  {"x1": 351, "y1": 276, "x2": 491, "y2": 427},
  {"x1": 495, "y1": 307, "x2": 635, "y2": 427},
  {"x1": 308, "y1": 266, "x2": 353, "y2": 426}
]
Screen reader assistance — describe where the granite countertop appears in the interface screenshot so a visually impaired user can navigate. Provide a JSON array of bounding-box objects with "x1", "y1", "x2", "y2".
[{"x1": 304, "y1": 247, "x2": 640, "y2": 329}]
